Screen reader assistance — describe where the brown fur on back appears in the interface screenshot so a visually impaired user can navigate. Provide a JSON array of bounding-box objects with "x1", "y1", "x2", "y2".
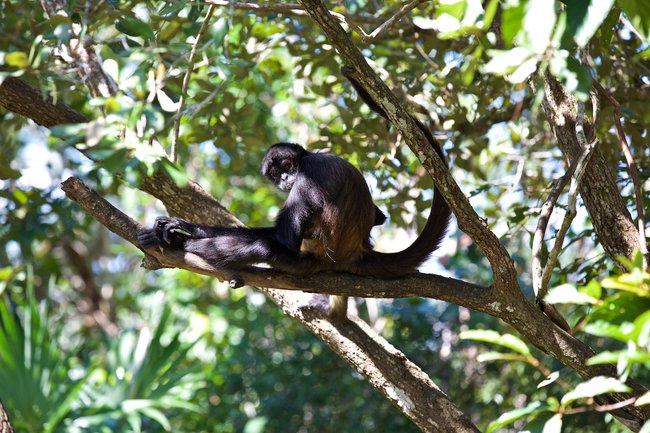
[{"x1": 300, "y1": 155, "x2": 375, "y2": 267}]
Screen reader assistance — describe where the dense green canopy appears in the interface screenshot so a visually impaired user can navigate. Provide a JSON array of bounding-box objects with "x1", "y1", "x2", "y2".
[{"x1": 0, "y1": 1, "x2": 649, "y2": 432}]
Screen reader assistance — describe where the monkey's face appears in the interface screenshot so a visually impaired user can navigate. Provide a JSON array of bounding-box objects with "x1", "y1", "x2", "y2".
[
  {"x1": 264, "y1": 158, "x2": 297, "y2": 191},
  {"x1": 261, "y1": 143, "x2": 305, "y2": 192},
  {"x1": 271, "y1": 159, "x2": 298, "y2": 192}
]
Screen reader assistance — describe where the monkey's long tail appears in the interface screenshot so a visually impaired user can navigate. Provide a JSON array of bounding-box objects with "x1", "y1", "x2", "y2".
[
  {"x1": 358, "y1": 186, "x2": 451, "y2": 279},
  {"x1": 341, "y1": 66, "x2": 452, "y2": 279}
]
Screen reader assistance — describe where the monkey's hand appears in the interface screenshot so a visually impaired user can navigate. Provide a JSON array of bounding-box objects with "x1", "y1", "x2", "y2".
[{"x1": 138, "y1": 216, "x2": 194, "y2": 250}]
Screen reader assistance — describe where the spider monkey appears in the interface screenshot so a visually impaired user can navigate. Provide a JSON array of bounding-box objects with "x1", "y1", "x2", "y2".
[{"x1": 138, "y1": 66, "x2": 451, "y2": 318}]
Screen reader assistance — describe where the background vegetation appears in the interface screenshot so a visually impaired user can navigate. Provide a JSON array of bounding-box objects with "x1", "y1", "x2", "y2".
[{"x1": 0, "y1": 0, "x2": 649, "y2": 432}]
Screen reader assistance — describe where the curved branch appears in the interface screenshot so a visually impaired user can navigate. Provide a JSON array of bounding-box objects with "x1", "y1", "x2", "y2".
[
  {"x1": 61, "y1": 176, "x2": 482, "y2": 433},
  {"x1": 61, "y1": 176, "x2": 497, "y2": 314},
  {"x1": 0, "y1": 77, "x2": 88, "y2": 126},
  {"x1": 205, "y1": 0, "x2": 426, "y2": 43},
  {"x1": 540, "y1": 74, "x2": 640, "y2": 268},
  {"x1": 297, "y1": 0, "x2": 518, "y2": 296}
]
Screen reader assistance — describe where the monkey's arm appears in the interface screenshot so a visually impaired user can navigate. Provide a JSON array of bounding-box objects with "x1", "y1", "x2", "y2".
[
  {"x1": 138, "y1": 216, "x2": 299, "y2": 262},
  {"x1": 138, "y1": 192, "x2": 319, "y2": 272}
]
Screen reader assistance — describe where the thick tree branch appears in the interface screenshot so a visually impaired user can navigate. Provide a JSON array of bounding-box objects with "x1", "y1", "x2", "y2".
[
  {"x1": 0, "y1": 77, "x2": 88, "y2": 126},
  {"x1": 540, "y1": 74, "x2": 641, "y2": 269},
  {"x1": 61, "y1": 176, "x2": 482, "y2": 433},
  {"x1": 298, "y1": 0, "x2": 520, "y2": 305},
  {"x1": 61, "y1": 177, "x2": 497, "y2": 314},
  {"x1": 0, "y1": 401, "x2": 14, "y2": 433},
  {"x1": 592, "y1": 80, "x2": 649, "y2": 269}
]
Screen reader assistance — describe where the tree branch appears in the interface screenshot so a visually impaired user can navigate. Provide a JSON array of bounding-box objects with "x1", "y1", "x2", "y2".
[
  {"x1": 171, "y1": 4, "x2": 217, "y2": 162},
  {"x1": 0, "y1": 77, "x2": 88, "y2": 126},
  {"x1": 297, "y1": 0, "x2": 520, "y2": 297},
  {"x1": 592, "y1": 80, "x2": 649, "y2": 270},
  {"x1": 540, "y1": 74, "x2": 641, "y2": 269},
  {"x1": 204, "y1": 0, "x2": 426, "y2": 43},
  {"x1": 40, "y1": 0, "x2": 117, "y2": 98},
  {"x1": 61, "y1": 176, "x2": 482, "y2": 433},
  {"x1": 61, "y1": 176, "x2": 497, "y2": 314}
]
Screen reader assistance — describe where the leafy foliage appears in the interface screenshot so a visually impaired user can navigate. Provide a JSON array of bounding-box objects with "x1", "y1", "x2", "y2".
[{"x1": 0, "y1": 0, "x2": 649, "y2": 432}]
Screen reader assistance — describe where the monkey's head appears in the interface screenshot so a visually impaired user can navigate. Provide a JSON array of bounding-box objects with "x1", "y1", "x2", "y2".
[{"x1": 261, "y1": 143, "x2": 308, "y2": 192}]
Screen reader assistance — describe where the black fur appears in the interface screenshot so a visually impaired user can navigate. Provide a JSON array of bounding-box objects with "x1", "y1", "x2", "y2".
[{"x1": 138, "y1": 67, "x2": 451, "y2": 314}]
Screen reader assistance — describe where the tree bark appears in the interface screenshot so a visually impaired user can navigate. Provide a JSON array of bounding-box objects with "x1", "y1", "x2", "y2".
[
  {"x1": 540, "y1": 74, "x2": 640, "y2": 267},
  {"x1": 0, "y1": 401, "x2": 15, "y2": 433},
  {"x1": 1, "y1": 2, "x2": 648, "y2": 429}
]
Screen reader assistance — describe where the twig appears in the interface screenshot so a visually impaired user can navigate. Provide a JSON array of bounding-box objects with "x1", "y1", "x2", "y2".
[
  {"x1": 593, "y1": 80, "x2": 648, "y2": 270},
  {"x1": 362, "y1": 0, "x2": 427, "y2": 43},
  {"x1": 414, "y1": 42, "x2": 438, "y2": 71},
  {"x1": 540, "y1": 103, "x2": 598, "y2": 294},
  {"x1": 171, "y1": 4, "x2": 216, "y2": 163},
  {"x1": 187, "y1": 80, "x2": 228, "y2": 119},
  {"x1": 204, "y1": 0, "x2": 426, "y2": 43},
  {"x1": 531, "y1": 169, "x2": 574, "y2": 296},
  {"x1": 563, "y1": 397, "x2": 638, "y2": 415},
  {"x1": 532, "y1": 102, "x2": 597, "y2": 332}
]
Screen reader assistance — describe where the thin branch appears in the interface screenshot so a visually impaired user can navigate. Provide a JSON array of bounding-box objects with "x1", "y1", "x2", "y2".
[
  {"x1": 362, "y1": 0, "x2": 427, "y2": 43},
  {"x1": 540, "y1": 141, "x2": 599, "y2": 294},
  {"x1": 171, "y1": 4, "x2": 216, "y2": 163},
  {"x1": 563, "y1": 397, "x2": 638, "y2": 416},
  {"x1": 531, "y1": 169, "x2": 574, "y2": 297},
  {"x1": 204, "y1": 0, "x2": 425, "y2": 43},
  {"x1": 593, "y1": 80, "x2": 649, "y2": 270}
]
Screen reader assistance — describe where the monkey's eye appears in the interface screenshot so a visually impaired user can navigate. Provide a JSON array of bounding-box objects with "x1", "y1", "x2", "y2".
[{"x1": 280, "y1": 160, "x2": 293, "y2": 171}]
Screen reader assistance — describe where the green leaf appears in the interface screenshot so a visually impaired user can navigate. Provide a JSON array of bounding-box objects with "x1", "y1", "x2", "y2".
[
  {"x1": 617, "y1": 0, "x2": 650, "y2": 42},
  {"x1": 501, "y1": 0, "x2": 525, "y2": 47},
  {"x1": 550, "y1": 54, "x2": 592, "y2": 101},
  {"x1": 580, "y1": 280, "x2": 602, "y2": 300},
  {"x1": 538, "y1": 371, "x2": 560, "y2": 389},
  {"x1": 213, "y1": 17, "x2": 229, "y2": 46},
  {"x1": 546, "y1": 283, "x2": 599, "y2": 305},
  {"x1": 522, "y1": 0, "x2": 557, "y2": 54},
  {"x1": 542, "y1": 414, "x2": 563, "y2": 433},
  {"x1": 590, "y1": 292, "x2": 650, "y2": 324},
  {"x1": 587, "y1": 350, "x2": 650, "y2": 365},
  {"x1": 5, "y1": 51, "x2": 29, "y2": 68},
  {"x1": 583, "y1": 320, "x2": 632, "y2": 341},
  {"x1": 0, "y1": 165, "x2": 21, "y2": 180},
  {"x1": 460, "y1": 330, "x2": 531, "y2": 355},
  {"x1": 561, "y1": 376, "x2": 631, "y2": 406},
  {"x1": 568, "y1": 0, "x2": 616, "y2": 47},
  {"x1": 116, "y1": 17, "x2": 156, "y2": 41},
  {"x1": 601, "y1": 271, "x2": 650, "y2": 296},
  {"x1": 0, "y1": 267, "x2": 13, "y2": 280},
  {"x1": 486, "y1": 401, "x2": 547, "y2": 433},
  {"x1": 437, "y1": 0, "x2": 467, "y2": 21},
  {"x1": 159, "y1": 159, "x2": 188, "y2": 188},
  {"x1": 484, "y1": 47, "x2": 535, "y2": 76},
  {"x1": 636, "y1": 391, "x2": 650, "y2": 407},
  {"x1": 243, "y1": 416, "x2": 268, "y2": 433}
]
